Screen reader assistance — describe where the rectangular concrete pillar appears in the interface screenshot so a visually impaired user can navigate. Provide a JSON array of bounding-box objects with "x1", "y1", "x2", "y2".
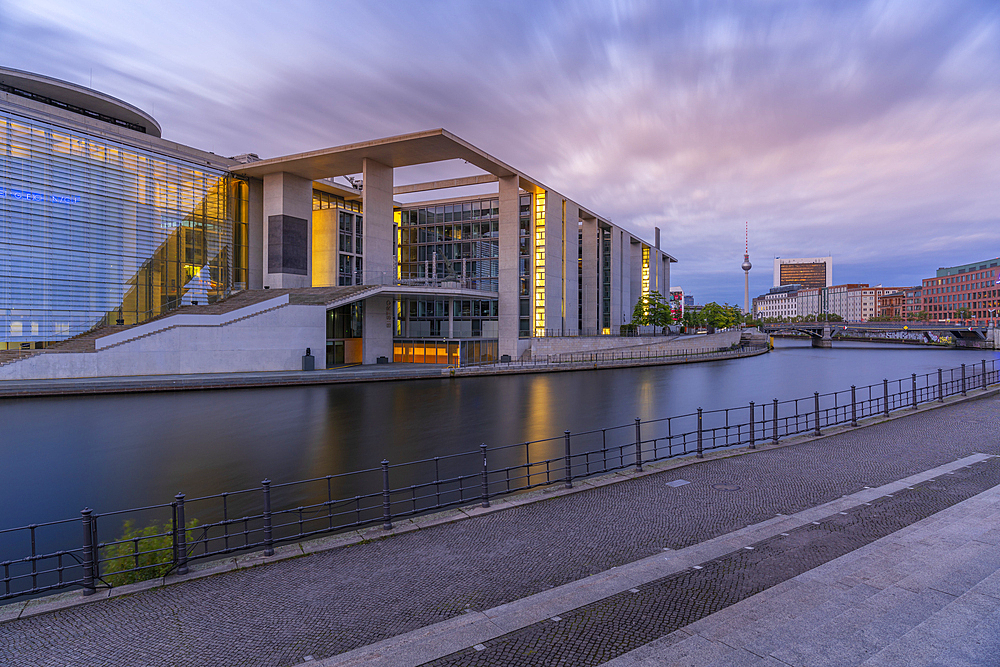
[
  {"x1": 362, "y1": 295, "x2": 394, "y2": 364},
  {"x1": 662, "y1": 256, "x2": 671, "y2": 300},
  {"x1": 563, "y1": 202, "x2": 579, "y2": 335},
  {"x1": 581, "y1": 216, "x2": 598, "y2": 335},
  {"x1": 498, "y1": 175, "x2": 520, "y2": 359},
  {"x1": 263, "y1": 172, "x2": 312, "y2": 289},
  {"x1": 630, "y1": 239, "x2": 643, "y2": 313},
  {"x1": 362, "y1": 159, "x2": 394, "y2": 285},
  {"x1": 247, "y1": 178, "x2": 264, "y2": 289},
  {"x1": 610, "y1": 228, "x2": 623, "y2": 330}
]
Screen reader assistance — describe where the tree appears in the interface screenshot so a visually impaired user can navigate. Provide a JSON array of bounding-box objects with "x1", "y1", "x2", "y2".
[
  {"x1": 955, "y1": 307, "x2": 972, "y2": 322},
  {"x1": 630, "y1": 291, "x2": 674, "y2": 327}
]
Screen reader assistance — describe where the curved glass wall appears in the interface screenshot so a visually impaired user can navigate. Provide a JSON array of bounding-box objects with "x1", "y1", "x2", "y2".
[{"x1": 0, "y1": 108, "x2": 242, "y2": 347}]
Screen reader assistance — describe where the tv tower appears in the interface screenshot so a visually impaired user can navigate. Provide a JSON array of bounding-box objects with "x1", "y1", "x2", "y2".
[{"x1": 742, "y1": 222, "x2": 752, "y2": 316}]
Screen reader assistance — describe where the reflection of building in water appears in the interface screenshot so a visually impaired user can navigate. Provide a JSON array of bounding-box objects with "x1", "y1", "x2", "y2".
[{"x1": 1, "y1": 66, "x2": 677, "y2": 372}]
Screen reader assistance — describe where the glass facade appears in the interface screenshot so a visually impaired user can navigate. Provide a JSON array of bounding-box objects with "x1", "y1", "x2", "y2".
[
  {"x1": 778, "y1": 262, "x2": 827, "y2": 289},
  {"x1": 0, "y1": 107, "x2": 242, "y2": 347},
  {"x1": 396, "y1": 198, "x2": 499, "y2": 291}
]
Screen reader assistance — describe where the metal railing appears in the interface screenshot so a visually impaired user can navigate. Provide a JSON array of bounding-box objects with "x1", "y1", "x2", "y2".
[{"x1": 1, "y1": 359, "x2": 996, "y2": 603}]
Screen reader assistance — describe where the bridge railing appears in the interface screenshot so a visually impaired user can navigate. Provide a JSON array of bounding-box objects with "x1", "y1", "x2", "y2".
[{"x1": 1, "y1": 359, "x2": 997, "y2": 604}]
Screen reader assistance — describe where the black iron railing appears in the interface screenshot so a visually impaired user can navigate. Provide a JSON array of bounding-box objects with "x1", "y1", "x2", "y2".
[{"x1": 1, "y1": 359, "x2": 996, "y2": 603}]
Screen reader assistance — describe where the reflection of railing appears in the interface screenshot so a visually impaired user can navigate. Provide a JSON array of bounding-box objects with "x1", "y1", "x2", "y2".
[{"x1": 2, "y1": 358, "x2": 996, "y2": 603}]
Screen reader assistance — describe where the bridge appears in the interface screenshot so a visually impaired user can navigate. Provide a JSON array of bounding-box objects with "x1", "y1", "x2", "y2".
[{"x1": 760, "y1": 321, "x2": 997, "y2": 348}]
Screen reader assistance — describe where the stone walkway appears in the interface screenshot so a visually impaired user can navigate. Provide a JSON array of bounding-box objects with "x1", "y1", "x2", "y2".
[{"x1": 1, "y1": 394, "x2": 999, "y2": 666}]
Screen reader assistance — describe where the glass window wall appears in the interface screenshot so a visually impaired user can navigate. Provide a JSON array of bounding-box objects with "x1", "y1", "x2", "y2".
[{"x1": 0, "y1": 108, "x2": 242, "y2": 346}]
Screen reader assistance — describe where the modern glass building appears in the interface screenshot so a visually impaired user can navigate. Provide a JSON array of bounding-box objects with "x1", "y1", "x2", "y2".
[
  {"x1": 1, "y1": 68, "x2": 675, "y2": 373},
  {"x1": 0, "y1": 67, "x2": 245, "y2": 350}
]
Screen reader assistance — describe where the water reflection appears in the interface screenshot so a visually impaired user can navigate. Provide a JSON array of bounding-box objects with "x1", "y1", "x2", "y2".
[{"x1": 0, "y1": 339, "x2": 995, "y2": 530}]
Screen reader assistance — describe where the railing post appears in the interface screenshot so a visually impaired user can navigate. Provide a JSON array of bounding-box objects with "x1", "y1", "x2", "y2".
[
  {"x1": 883, "y1": 379, "x2": 889, "y2": 416},
  {"x1": 480, "y1": 443, "x2": 490, "y2": 508},
  {"x1": 983, "y1": 359, "x2": 988, "y2": 390},
  {"x1": 261, "y1": 481, "x2": 274, "y2": 555},
  {"x1": 81, "y1": 508, "x2": 96, "y2": 595},
  {"x1": 813, "y1": 392, "x2": 821, "y2": 436},
  {"x1": 912, "y1": 374, "x2": 918, "y2": 409},
  {"x1": 961, "y1": 364, "x2": 967, "y2": 396},
  {"x1": 938, "y1": 368, "x2": 944, "y2": 402},
  {"x1": 749, "y1": 401, "x2": 756, "y2": 449},
  {"x1": 851, "y1": 385, "x2": 857, "y2": 427},
  {"x1": 772, "y1": 398, "x2": 778, "y2": 443},
  {"x1": 634, "y1": 418, "x2": 643, "y2": 471},
  {"x1": 563, "y1": 431, "x2": 573, "y2": 488},
  {"x1": 175, "y1": 492, "x2": 189, "y2": 573},
  {"x1": 697, "y1": 408, "x2": 704, "y2": 458},
  {"x1": 380, "y1": 461, "x2": 392, "y2": 530}
]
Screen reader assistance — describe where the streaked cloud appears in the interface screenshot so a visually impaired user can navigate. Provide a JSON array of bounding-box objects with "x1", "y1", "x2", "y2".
[{"x1": 2, "y1": 0, "x2": 998, "y2": 303}]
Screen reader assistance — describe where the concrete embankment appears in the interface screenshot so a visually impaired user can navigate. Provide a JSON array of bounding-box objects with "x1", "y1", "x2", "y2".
[{"x1": 0, "y1": 331, "x2": 768, "y2": 398}]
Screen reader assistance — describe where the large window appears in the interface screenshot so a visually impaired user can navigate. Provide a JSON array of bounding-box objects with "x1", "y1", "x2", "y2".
[
  {"x1": 397, "y1": 198, "x2": 499, "y2": 292},
  {"x1": 0, "y1": 108, "x2": 241, "y2": 347}
]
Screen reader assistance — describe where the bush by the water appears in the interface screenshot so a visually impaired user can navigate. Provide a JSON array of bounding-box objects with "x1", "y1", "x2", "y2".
[{"x1": 101, "y1": 518, "x2": 198, "y2": 586}]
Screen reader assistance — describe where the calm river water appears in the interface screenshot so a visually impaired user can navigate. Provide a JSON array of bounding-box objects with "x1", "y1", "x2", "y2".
[{"x1": 2, "y1": 338, "x2": 997, "y2": 531}]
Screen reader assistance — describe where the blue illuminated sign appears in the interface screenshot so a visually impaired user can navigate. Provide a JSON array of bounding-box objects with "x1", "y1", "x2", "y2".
[{"x1": 0, "y1": 187, "x2": 80, "y2": 204}]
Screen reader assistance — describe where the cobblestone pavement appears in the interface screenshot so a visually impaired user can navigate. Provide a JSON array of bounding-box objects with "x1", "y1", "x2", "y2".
[
  {"x1": 421, "y1": 458, "x2": 1000, "y2": 666},
  {"x1": 2, "y1": 395, "x2": 1000, "y2": 666}
]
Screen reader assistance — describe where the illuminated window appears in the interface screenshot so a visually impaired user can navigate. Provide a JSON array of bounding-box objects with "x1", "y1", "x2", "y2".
[{"x1": 533, "y1": 192, "x2": 546, "y2": 336}]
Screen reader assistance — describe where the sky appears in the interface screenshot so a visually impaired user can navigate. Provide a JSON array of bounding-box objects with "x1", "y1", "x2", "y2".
[{"x1": 2, "y1": 0, "x2": 999, "y2": 305}]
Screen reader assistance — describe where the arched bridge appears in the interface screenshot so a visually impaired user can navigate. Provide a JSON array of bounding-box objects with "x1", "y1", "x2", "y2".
[{"x1": 760, "y1": 322, "x2": 996, "y2": 348}]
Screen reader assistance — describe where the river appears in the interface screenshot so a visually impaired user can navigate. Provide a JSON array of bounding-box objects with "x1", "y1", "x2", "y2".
[{"x1": 1, "y1": 338, "x2": 996, "y2": 533}]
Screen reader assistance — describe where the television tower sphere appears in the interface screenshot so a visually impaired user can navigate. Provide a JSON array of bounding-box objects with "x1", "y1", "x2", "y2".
[{"x1": 742, "y1": 257, "x2": 752, "y2": 272}]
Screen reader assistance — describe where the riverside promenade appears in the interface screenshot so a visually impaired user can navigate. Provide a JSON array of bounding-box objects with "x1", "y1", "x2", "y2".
[{"x1": 2, "y1": 391, "x2": 1000, "y2": 666}]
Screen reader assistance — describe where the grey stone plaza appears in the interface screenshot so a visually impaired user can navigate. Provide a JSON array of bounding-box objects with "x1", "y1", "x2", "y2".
[{"x1": 2, "y1": 392, "x2": 999, "y2": 666}]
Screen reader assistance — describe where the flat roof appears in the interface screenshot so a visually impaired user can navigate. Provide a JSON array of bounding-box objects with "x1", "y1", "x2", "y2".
[
  {"x1": 230, "y1": 128, "x2": 524, "y2": 182},
  {"x1": 0, "y1": 66, "x2": 161, "y2": 137}
]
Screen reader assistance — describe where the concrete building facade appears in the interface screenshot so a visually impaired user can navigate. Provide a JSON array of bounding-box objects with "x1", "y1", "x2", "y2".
[
  {"x1": 0, "y1": 67, "x2": 675, "y2": 373},
  {"x1": 920, "y1": 257, "x2": 1000, "y2": 325}
]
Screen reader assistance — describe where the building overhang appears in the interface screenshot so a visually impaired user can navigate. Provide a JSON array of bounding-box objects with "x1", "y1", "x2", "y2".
[{"x1": 230, "y1": 128, "x2": 525, "y2": 182}]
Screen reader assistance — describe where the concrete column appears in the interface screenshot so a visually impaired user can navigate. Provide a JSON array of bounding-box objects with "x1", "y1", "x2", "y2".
[
  {"x1": 610, "y1": 229, "x2": 623, "y2": 330},
  {"x1": 362, "y1": 159, "x2": 394, "y2": 285},
  {"x1": 247, "y1": 178, "x2": 264, "y2": 289},
  {"x1": 263, "y1": 172, "x2": 312, "y2": 289},
  {"x1": 498, "y1": 175, "x2": 520, "y2": 359},
  {"x1": 630, "y1": 239, "x2": 643, "y2": 313},
  {"x1": 544, "y1": 194, "x2": 563, "y2": 334},
  {"x1": 563, "y1": 202, "x2": 580, "y2": 335},
  {"x1": 581, "y1": 216, "x2": 598, "y2": 335},
  {"x1": 662, "y1": 255, "x2": 671, "y2": 296},
  {"x1": 362, "y1": 296, "x2": 394, "y2": 364}
]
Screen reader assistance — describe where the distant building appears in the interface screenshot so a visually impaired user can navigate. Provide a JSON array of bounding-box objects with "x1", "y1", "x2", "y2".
[
  {"x1": 878, "y1": 291, "x2": 905, "y2": 320},
  {"x1": 669, "y1": 287, "x2": 684, "y2": 317},
  {"x1": 773, "y1": 257, "x2": 833, "y2": 289},
  {"x1": 862, "y1": 286, "x2": 911, "y2": 321},
  {"x1": 752, "y1": 284, "x2": 801, "y2": 320},
  {"x1": 920, "y1": 257, "x2": 1000, "y2": 324},
  {"x1": 683, "y1": 295, "x2": 694, "y2": 307},
  {"x1": 903, "y1": 286, "x2": 923, "y2": 319}
]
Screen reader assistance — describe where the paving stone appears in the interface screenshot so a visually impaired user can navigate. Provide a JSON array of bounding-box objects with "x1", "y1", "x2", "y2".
[{"x1": 419, "y1": 463, "x2": 1000, "y2": 667}]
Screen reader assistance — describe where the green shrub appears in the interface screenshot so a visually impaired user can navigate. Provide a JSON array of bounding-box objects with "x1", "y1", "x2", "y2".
[{"x1": 100, "y1": 518, "x2": 198, "y2": 586}]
